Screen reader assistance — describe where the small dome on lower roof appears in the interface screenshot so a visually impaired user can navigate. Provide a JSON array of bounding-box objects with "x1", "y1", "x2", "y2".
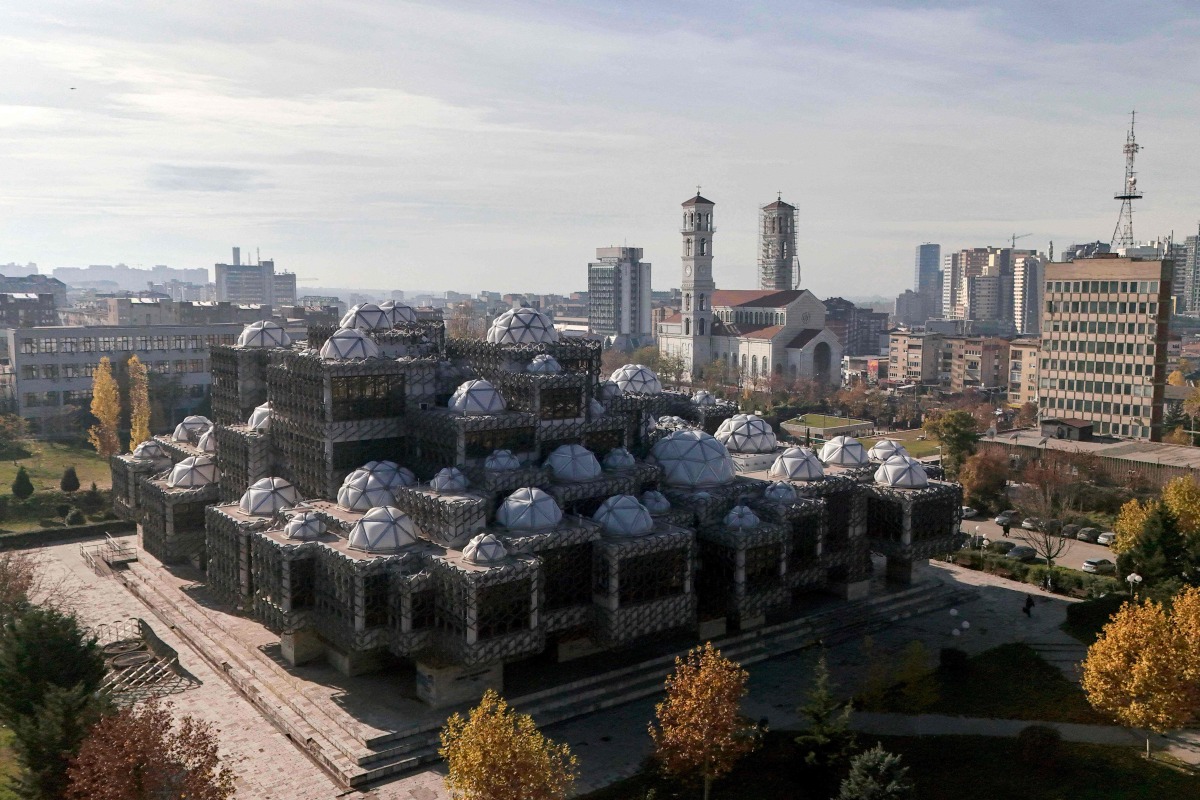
[
  {"x1": 320, "y1": 328, "x2": 379, "y2": 360},
  {"x1": 609, "y1": 364, "x2": 662, "y2": 395},
  {"x1": 197, "y1": 429, "x2": 217, "y2": 454},
  {"x1": 359, "y1": 461, "x2": 416, "y2": 489},
  {"x1": 769, "y1": 447, "x2": 824, "y2": 481},
  {"x1": 247, "y1": 401, "x2": 271, "y2": 432},
  {"x1": 602, "y1": 447, "x2": 636, "y2": 470},
  {"x1": 284, "y1": 511, "x2": 327, "y2": 541},
  {"x1": 237, "y1": 320, "x2": 291, "y2": 348},
  {"x1": 640, "y1": 490, "x2": 671, "y2": 514},
  {"x1": 692, "y1": 390, "x2": 716, "y2": 406},
  {"x1": 496, "y1": 487, "x2": 563, "y2": 530},
  {"x1": 337, "y1": 471, "x2": 395, "y2": 512},
  {"x1": 463, "y1": 532, "x2": 508, "y2": 565},
  {"x1": 593, "y1": 495, "x2": 654, "y2": 536},
  {"x1": 348, "y1": 507, "x2": 419, "y2": 553},
  {"x1": 339, "y1": 303, "x2": 391, "y2": 331},
  {"x1": 527, "y1": 354, "x2": 561, "y2": 374},
  {"x1": 874, "y1": 455, "x2": 929, "y2": 488},
  {"x1": 764, "y1": 481, "x2": 798, "y2": 503},
  {"x1": 132, "y1": 440, "x2": 168, "y2": 461},
  {"x1": 714, "y1": 413, "x2": 777, "y2": 454},
  {"x1": 724, "y1": 504, "x2": 761, "y2": 530},
  {"x1": 484, "y1": 450, "x2": 522, "y2": 471},
  {"x1": 431, "y1": 467, "x2": 470, "y2": 493},
  {"x1": 448, "y1": 379, "x2": 506, "y2": 416},
  {"x1": 167, "y1": 456, "x2": 218, "y2": 489},
  {"x1": 597, "y1": 380, "x2": 622, "y2": 401},
  {"x1": 172, "y1": 415, "x2": 212, "y2": 443},
  {"x1": 544, "y1": 444, "x2": 602, "y2": 482},
  {"x1": 649, "y1": 429, "x2": 735, "y2": 488},
  {"x1": 819, "y1": 435, "x2": 869, "y2": 467},
  {"x1": 239, "y1": 477, "x2": 299, "y2": 516},
  {"x1": 868, "y1": 439, "x2": 908, "y2": 463}
]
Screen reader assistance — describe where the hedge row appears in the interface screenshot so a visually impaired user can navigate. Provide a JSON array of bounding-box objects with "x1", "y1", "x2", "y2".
[{"x1": 952, "y1": 551, "x2": 1123, "y2": 597}]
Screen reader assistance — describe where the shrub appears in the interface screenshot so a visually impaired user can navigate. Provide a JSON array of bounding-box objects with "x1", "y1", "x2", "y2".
[
  {"x1": 0, "y1": 496, "x2": 7, "y2": 522},
  {"x1": 939, "y1": 647, "x2": 969, "y2": 673},
  {"x1": 1009, "y1": 561, "x2": 1031, "y2": 582},
  {"x1": 1065, "y1": 592, "x2": 1131, "y2": 641},
  {"x1": 11, "y1": 467, "x2": 33, "y2": 500},
  {"x1": 80, "y1": 483, "x2": 104, "y2": 513},
  {"x1": 59, "y1": 466, "x2": 80, "y2": 493},
  {"x1": 1016, "y1": 724, "x2": 1062, "y2": 768},
  {"x1": 64, "y1": 508, "x2": 86, "y2": 526}
]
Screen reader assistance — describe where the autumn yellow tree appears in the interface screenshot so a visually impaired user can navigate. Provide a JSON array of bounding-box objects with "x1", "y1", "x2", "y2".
[
  {"x1": 127, "y1": 354, "x2": 151, "y2": 448},
  {"x1": 439, "y1": 689, "x2": 577, "y2": 800},
  {"x1": 1112, "y1": 499, "x2": 1155, "y2": 554},
  {"x1": 1161, "y1": 476, "x2": 1200, "y2": 539},
  {"x1": 87, "y1": 357, "x2": 121, "y2": 457},
  {"x1": 1081, "y1": 588, "x2": 1200, "y2": 756},
  {"x1": 1168, "y1": 370, "x2": 1186, "y2": 387},
  {"x1": 650, "y1": 642, "x2": 758, "y2": 799}
]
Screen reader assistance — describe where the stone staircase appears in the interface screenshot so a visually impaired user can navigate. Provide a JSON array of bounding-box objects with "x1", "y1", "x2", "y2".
[{"x1": 117, "y1": 560, "x2": 973, "y2": 788}]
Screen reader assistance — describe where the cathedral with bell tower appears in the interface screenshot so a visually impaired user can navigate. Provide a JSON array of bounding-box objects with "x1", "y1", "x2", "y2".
[{"x1": 658, "y1": 190, "x2": 843, "y2": 386}]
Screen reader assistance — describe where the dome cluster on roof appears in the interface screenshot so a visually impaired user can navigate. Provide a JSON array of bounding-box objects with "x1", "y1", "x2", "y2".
[
  {"x1": 132, "y1": 440, "x2": 170, "y2": 465},
  {"x1": 337, "y1": 470, "x2": 395, "y2": 512},
  {"x1": 348, "y1": 507, "x2": 419, "y2": 553},
  {"x1": 431, "y1": 467, "x2": 470, "y2": 493},
  {"x1": 240, "y1": 477, "x2": 300, "y2": 516},
  {"x1": 609, "y1": 364, "x2": 662, "y2": 395},
  {"x1": 284, "y1": 511, "x2": 327, "y2": 541},
  {"x1": 593, "y1": 495, "x2": 655, "y2": 536},
  {"x1": 320, "y1": 328, "x2": 379, "y2": 361},
  {"x1": 463, "y1": 533, "x2": 508, "y2": 565},
  {"x1": 247, "y1": 401, "x2": 271, "y2": 432},
  {"x1": 603, "y1": 447, "x2": 636, "y2": 471},
  {"x1": 167, "y1": 455, "x2": 218, "y2": 489},
  {"x1": 378, "y1": 300, "x2": 417, "y2": 325},
  {"x1": 484, "y1": 450, "x2": 522, "y2": 472},
  {"x1": 875, "y1": 455, "x2": 929, "y2": 489},
  {"x1": 819, "y1": 436, "x2": 869, "y2": 467},
  {"x1": 692, "y1": 390, "x2": 717, "y2": 406},
  {"x1": 527, "y1": 354, "x2": 562, "y2": 374},
  {"x1": 868, "y1": 439, "x2": 908, "y2": 463},
  {"x1": 769, "y1": 447, "x2": 824, "y2": 481},
  {"x1": 640, "y1": 490, "x2": 671, "y2": 514},
  {"x1": 486, "y1": 307, "x2": 559, "y2": 345},
  {"x1": 496, "y1": 487, "x2": 563, "y2": 530},
  {"x1": 724, "y1": 504, "x2": 761, "y2": 530},
  {"x1": 544, "y1": 444, "x2": 602, "y2": 482},
  {"x1": 358, "y1": 461, "x2": 416, "y2": 489},
  {"x1": 714, "y1": 414, "x2": 777, "y2": 454},
  {"x1": 339, "y1": 303, "x2": 392, "y2": 331},
  {"x1": 764, "y1": 481, "x2": 798, "y2": 503},
  {"x1": 172, "y1": 415, "x2": 212, "y2": 443},
  {"x1": 197, "y1": 429, "x2": 217, "y2": 454},
  {"x1": 650, "y1": 429, "x2": 735, "y2": 488},
  {"x1": 448, "y1": 379, "x2": 506, "y2": 416},
  {"x1": 238, "y1": 320, "x2": 291, "y2": 349}
]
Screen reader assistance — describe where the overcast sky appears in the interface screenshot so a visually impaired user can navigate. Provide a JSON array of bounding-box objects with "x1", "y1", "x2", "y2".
[{"x1": 3, "y1": 1, "x2": 1199, "y2": 297}]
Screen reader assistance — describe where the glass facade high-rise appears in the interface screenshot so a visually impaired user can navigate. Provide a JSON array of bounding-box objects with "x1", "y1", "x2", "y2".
[{"x1": 914, "y1": 243, "x2": 941, "y2": 293}]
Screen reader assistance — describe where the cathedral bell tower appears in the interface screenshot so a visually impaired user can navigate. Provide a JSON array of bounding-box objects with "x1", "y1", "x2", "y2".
[{"x1": 680, "y1": 191, "x2": 715, "y2": 376}]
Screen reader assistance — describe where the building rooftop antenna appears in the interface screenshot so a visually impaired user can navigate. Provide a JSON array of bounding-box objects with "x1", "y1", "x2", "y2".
[{"x1": 1111, "y1": 110, "x2": 1143, "y2": 248}]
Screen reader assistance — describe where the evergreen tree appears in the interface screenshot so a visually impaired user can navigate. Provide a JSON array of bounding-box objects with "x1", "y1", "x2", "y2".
[
  {"x1": 795, "y1": 653, "x2": 857, "y2": 794},
  {"x1": 837, "y1": 745, "x2": 914, "y2": 800},
  {"x1": 11, "y1": 684, "x2": 105, "y2": 800},
  {"x1": 1117, "y1": 504, "x2": 1189, "y2": 587},
  {"x1": 87, "y1": 356, "x2": 121, "y2": 457},
  {"x1": 59, "y1": 466, "x2": 80, "y2": 494},
  {"x1": 126, "y1": 354, "x2": 151, "y2": 448},
  {"x1": 11, "y1": 466, "x2": 33, "y2": 500}
]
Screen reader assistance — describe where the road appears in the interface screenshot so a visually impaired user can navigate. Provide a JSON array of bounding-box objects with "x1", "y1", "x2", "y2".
[{"x1": 960, "y1": 515, "x2": 1115, "y2": 570}]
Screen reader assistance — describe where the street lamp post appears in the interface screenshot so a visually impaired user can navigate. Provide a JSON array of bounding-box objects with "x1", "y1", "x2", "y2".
[{"x1": 1126, "y1": 572, "x2": 1143, "y2": 599}]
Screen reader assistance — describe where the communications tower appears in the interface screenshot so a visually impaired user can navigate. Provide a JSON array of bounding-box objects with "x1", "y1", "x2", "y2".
[{"x1": 1111, "y1": 111, "x2": 1143, "y2": 248}]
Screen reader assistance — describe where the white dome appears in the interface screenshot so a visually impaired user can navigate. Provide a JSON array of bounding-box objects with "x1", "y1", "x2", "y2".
[
  {"x1": 284, "y1": 511, "x2": 327, "y2": 541},
  {"x1": 819, "y1": 436, "x2": 869, "y2": 467},
  {"x1": 692, "y1": 390, "x2": 716, "y2": 406},
  {"x1": 593, "y1": 495, "x2": 655, "y2": 536},
  {"x1": 348, "y1": 506, "x2": 419, "y2": 553},
  {"x1": 167, "y1": 455, "x2": 218, "y2": 489},
  {"x1": 247, "y1": 401, "x2": 271, "y2": 432},
  {"x1": 172, "y1": 415, "x2": 212, "y2": 443},
  {"x1": 463, "y1": 532, "x2": 508, "y2": 565},
  {"x1": 379, "y1": 300, "x2": 417, "y2": 325},
  {"x1": 484, "y1": 450, "x2": 522, "y2": 471},
  {"x1": 320, "y1": 328, "x2": 379, "y2": 360},
  {"x1": 527, "y1": 354, "x2": 562, "y2": 374},
  {"x1": 239, "y1": 477, "x2": 300, "y2": 516},
  {"x1": 197, "y1": 429, "x2": 217, "y2": 454},
  {"x1": 339, "y1": 303, "x2": 392, "y2": 331},
  {"x1": 603, "y1": 447, "x2": 636, "y2": 470},
  {"x1": 609, "y1": 364, "x2": 662, "y2": 395},
  {"x1": 640, "y1": 490, "x2": 672, "y2": 514},
  {"x1": 337, "y1": 471, "x2": 395, "y2": 512},
  {"x1": 448, "y1": 379, "x2": 506, "y2": 416},
  {"x1": 598, "y1": 380, "x2": 622, "y2": 401},
  {"x1": 724, "y1": 504, "x2": 761, "y2": 530},
  {"x1": 589, "y1": 398, "x2": 606, "y2": 418},
  {"x1": 132, "y1": 440, "x2": 169, "y2": 462},
  {"x1": 496, "y1": 487, "x2": 563, "y2": 530},
  {"x1": 544, "y1": 444, "x2": 602, "y2": 482},
  {"x1": 874, "y1": 454, "x2": 929, "y2": 489},
  {"x1": 237, "y1": 320, "x2": 291, "y2": 348},
  {"x1": 486, "y1": 307, "x2": 559, "y2": 345},
  {"x1": 769, "y1": 447, "x2": 824, "y2": 481},
  {"x1": 868, "y1": 439, "x2": 908, "y2": 463},
  {"x1": 764, "y1": 481, "x2": 798, "y2": 503},
  {"x1": 649, "y1": 429, "x2": 735, "y2": 488},
  {"x1": 431, "y1": 466, "x2": 470, "y2": 493},
  {"x1": 714, "y1": 414, "x2": 777, "y2": 454},
  {"x1": 359, "y1": 460, "x2": 415, "y2": 490}
]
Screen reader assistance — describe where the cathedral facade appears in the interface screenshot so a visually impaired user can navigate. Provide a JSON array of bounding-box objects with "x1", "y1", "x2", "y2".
[{"x1": 656, "y1": 193, "x2": 843, "y2": 385}]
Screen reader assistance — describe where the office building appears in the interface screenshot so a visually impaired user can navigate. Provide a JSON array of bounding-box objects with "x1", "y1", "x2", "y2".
[
  {"x1": 587, "y1": 246, "x2": 653, "y2": 349},
  {"x1": 1039, "y1": 257, "x2": 1171, "y2": 440},
  {"x1": 887, "y1": 331, "x2": 944, "y2": 385},
  {"x1": 1012, "y1": 255, "x2": 1043, "y2": 335},
  {"x1": 915, "y1": 243, "x2": 941, "y2": 294},
  {"x1": 945, "y1": 335, "x2": 1009, "y2": 394},
  {"x1": 215, "y1": 248, "x2": 280, "y2": 305},
  {"x1": 0, "y1": 293, "x2": 57, "y2": 328},
  {"x1": 823, "y1": 297, "x2": 888, "y2": 357},
  {"x1": 273, "y1": 272, "x2": 297, "y2": 306},
  {"x1": 1007, "y1": 337, "x2": 1040, "y2": 408},
  {"x1": 2, "y1": 323, "x2": 243, "y2": 436},
  {"x1": 0, "y1": 274, "x2": 68, "y2": 307},
  {"x1": 1186, "y1": 231, "x2": 1200, "y2": 315}
]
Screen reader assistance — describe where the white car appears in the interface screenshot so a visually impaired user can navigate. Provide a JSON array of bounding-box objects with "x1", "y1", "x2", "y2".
[
  {"x1": 1097, "y1": 531, "x2": 1116, "y2": 547},
  {"x1": 961, "y1": 507, "x2": 978, "y2": 519}
]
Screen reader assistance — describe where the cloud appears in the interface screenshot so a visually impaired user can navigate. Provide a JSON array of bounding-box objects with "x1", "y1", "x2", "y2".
[{"x1": 148, "y1": 164, "x2": 270, "y2": 192}]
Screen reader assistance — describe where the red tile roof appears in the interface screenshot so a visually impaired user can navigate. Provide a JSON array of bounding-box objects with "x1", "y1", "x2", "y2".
[
  {"x1": 711, "y1": 289, "x2": 804, "y2": 309},
  {"x1": 660, "y1": 313, "x2": 681, "y2": 324}
]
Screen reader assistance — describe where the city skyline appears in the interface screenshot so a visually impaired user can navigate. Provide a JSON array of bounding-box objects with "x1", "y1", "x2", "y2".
[{"x1": 3, "y1": 2, "x2": 1200, "y2": 297}]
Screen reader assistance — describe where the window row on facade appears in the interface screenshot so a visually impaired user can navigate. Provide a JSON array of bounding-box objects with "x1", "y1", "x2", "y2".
[
  {"x1": 1040, "y1": 358, "x2": 1158, "y2": 375},
  {"x1": 1038, "y1": 378, "x2": 1154, "y2": 397},
  {"x1": 1045, "y1": 300, "x2": 1158, "y2": 315},
  {"x1": 1045, "y1": 279, "x2": 1160, "y2": 295},
  {"x1": 1043, "y1": 339, "x2": 1156, "y2": 355},
  {"x1": 1046, "y1": 320, "x2": 1156, "y2": 335},
  {"x1": 20, "y1": 360, "x2": 207, "y2": 380},
  {"x1": 18, "y1": 333, "x2": 237, "y2": 355}
]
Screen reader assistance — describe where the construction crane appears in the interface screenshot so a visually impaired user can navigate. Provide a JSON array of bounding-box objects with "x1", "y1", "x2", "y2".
[{"x1": 1009, "y1": 232, "x2": 1033, "y2": 249}]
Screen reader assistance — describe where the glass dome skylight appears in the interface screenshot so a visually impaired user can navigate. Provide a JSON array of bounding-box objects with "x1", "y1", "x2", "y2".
[
  {"x1": 608, "y1": 364, "x2": 662, "y2": 395},
  {"x1": 167, "y1": 455, "x2": 218, "y2": 489},
  {"x1": 819, "y1": 435, "x2": 869, "y2": 467},
  {"x1": 239, "y1": 477, "x2": 300, "y2": 516},
  {"x1": 714, "y1": 413, "x2": 777, "y2": 453},
  {"x1": 593, "y1": 495, "x2": 655, "y2": 536},
  {"x1": 496, "y1": 487, "x2": 563, "y2": 530},
  {"x1": 348, "y1": 506, "x2": 419, "y2": 553},
  {"x1": 237, "y1": 320, "x2": 291, "y2": 348},
  {"x1": 769, "y1": 447, "x2": 824, "y2": 481},
  {"x1": 649, "y1": 429, "x2": 735, "y2": 488},
  {"x1": 319, "y1": 328, "x2": 379, "y2": 360},
  {"x1": 463, "y1": 532, "x2": 508, "y2": 565},
  {"x1": 544, "y1": 444, "x2": 602, "y2": 482},
  {"x1": 486, "y1": 307, "x2": 559, "y2": 345},
  {"x1": 448, "y1": 379, "x2": 506, "y2": 416},
  {"x1": 874, "y1": 454, "x2": 929, "y2": 488}
]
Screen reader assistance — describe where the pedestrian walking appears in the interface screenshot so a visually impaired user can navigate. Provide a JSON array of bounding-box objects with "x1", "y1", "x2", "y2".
[
  {"x1": 1023, "y1": 594, "x2": 1035, "y2": 617},
  {"x1": 1002, "y1": 521, "x2": 1011, "y2": 536}
]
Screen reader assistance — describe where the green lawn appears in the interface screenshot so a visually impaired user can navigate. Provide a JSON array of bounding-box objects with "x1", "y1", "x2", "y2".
[
  {"x1": 790, "y1": 413, "x2": 869, "y2": 429},
  {"x1": 0, "y1": 727, "x2": 19, "y2": 800},
  {"x1": 584, "y1": 733, "x2": 1198, "y2": 799},
  {"x1": 859, "y1": 432, "x2": 942, "y2": 459},
  {"x1": 0, "y1": 441, "x2": 112, "y2": 491},
  {"x1": 862, "y1": 643, "x2": 1106, "y2": 724}
]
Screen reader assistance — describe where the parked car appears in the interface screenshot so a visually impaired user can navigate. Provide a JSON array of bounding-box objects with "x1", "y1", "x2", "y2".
[
  {"x1": 1097, "y1": 531, "x2": 1116, "y2": 546},
  {"x1": 1060, "y1": 523, "x2": 1082, "y2": 540},
  {"x1": 1082, "y1": 558, "x2": 1115, "y2": 574},
  {"x1": 1021, "y1": 517, "x2": 1041, "y2": 531},
  {"x1": 1077, "y1": 527, "x2": 1100, "y2": 543},
  {"x1": 961, "y1": 506, "x2": 978, "y2": 519},
  {"x1": 989, "y1": 540, "x2": 1017, "y2": 555},
  {"x1": 994, "y1": 510, "x2": 1018, "y2": 526},
  {"x1": 1007, "y1": 545, "x2": 1038, "y2": 562},
  {"x1": 1041, "y1": 519, "x2": 1063, "y2": 536}
]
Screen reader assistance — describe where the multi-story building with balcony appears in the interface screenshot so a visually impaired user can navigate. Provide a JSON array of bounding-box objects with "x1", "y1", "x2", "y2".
[
  {"x1": 887, "y1": 331, "x2": 943, "y2": 385},
  {"x1": 1007, "y1": 337, "x2": 1040, "y2": 408},
  {"x1": 945, "y1": 335, "x2": 1009, "y2": 395}
]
